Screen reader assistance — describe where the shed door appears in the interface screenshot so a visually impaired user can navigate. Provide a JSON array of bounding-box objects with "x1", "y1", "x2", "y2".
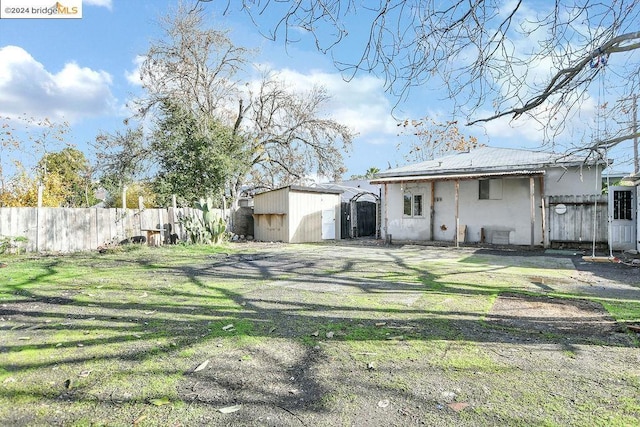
[
  {"x1": 322, "y1": 209, "x2": 335, "y2": 239},
  {"x1": 609, "y1": 186, "x2": 635, "y2": 250}
]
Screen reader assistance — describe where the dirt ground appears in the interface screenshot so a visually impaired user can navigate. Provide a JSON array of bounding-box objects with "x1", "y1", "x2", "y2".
[
  {"x1": 2, "y1": 241, "x2": 639, "y2": 426},
  {"x1": 173, "y1": 241, "x2": 640, "y2": 426}
]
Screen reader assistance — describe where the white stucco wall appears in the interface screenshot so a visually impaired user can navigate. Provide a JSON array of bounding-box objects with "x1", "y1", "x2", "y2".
[
  {"x1": 458, "y1": 177, "x2": 542, "y2": 245},
  {"x1": 382, "y1": 182, "x2": 432, "y2": 241},
  {"x1": 433, "y1": 180, "x2": 455, "y2": 241},
  {"x1": 380, "y1": 165, "x2": 601, "y2": 246}
]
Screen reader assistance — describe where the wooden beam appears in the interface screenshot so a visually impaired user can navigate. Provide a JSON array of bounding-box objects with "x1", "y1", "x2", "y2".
[
  {"x1": 540, "y1": 176, "x2": 547, "y2": 248},
  {"x1": 530, "y1": 176, "x2": 535, "y2": 247},
  {"x1": 430, "y1": 181, "x2": 435, "y2": 240},
  {"x1": 384, "y1": 184, "x2": 388, "y2": 240},
  {"x1": 455, "y1": 179, "x2": 460, "y2": 247}
]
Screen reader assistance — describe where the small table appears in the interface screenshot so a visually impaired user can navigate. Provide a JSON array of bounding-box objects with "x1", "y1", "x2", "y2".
[{"x1": 142, "y1": 229, "x2": 162, "y2": 246}]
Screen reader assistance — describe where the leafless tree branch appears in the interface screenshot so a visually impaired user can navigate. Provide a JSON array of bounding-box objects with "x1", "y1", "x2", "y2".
[{"x1": 210, "y1": 0, "x2": 640, "y2": 153}]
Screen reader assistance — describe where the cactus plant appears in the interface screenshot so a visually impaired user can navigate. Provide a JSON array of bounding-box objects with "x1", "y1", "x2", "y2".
[{"x1": 180, "y1": 197, "x2": 229, "y2": 245}]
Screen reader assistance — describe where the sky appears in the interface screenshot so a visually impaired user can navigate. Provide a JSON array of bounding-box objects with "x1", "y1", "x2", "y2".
[{"x1": 0, "y1": 0, "x2": 635, "y2": 182}]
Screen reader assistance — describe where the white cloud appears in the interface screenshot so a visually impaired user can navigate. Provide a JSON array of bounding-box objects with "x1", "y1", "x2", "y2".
[
  {"x1": 83, "y1": 0, "x2": 112, "y2": 9},
  {"x1": 477, "y1": 91, "x2": 601, "y2": 150},
  {"x1": 480, "y1": 115, "x2": 545, "y2": 143},
  {"x1": 125, "y1": 55, "x2": 145, "y2": 86},
  {"x1": 263, "y1": 67, "x2": 398, "y2": 139},
  {"x1": 0, "y1": 45, "x2": 116, "y2": 122}
]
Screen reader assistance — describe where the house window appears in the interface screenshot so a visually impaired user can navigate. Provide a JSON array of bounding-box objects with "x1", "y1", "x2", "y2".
[
  {"x1": 613, "y1": 190, "x2": 633, "y2": 220},
  {"x1": 479, "y1": 179, "x2": 503, "y2": 200},
  {"x1": 479, "y1": 180, "x2": 490, "y2": 200},
  {"x1": 403, "y1": 193, "x2": 423, "y2": 217}
]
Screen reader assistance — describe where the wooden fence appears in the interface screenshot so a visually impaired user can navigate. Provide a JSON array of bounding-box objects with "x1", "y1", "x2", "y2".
[
  {"x1": 0, "y1": 195, "x2": 610, "y2": 252},
  {"x1": 0, "y1": 207, "x2": 222, "y2": 253},
  {"x1": 546, "y1": 194, "x2": 608, "y2": 246}
]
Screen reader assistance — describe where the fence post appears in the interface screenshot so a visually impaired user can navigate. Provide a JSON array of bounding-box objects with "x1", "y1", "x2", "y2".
[
  {"x1": 138, "y1": 196, "x2": 144, "y2": 238},
  {"x1": 158, "y1": 208, "x2": 164, "y2": 244},
  {"x1": 36, "y1": 184, "x2": 43, "y2": 252},
  {"x1": 95, "y1": 207, "x2": 99, "y2": 250},
  {"x1": 172, "y1": 194, "x2": 177, "y2": 242}
]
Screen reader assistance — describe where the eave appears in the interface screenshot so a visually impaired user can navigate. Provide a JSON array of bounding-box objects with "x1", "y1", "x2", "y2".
[{"x1": 370, "y1": 170, "x2": 545, "y2": 184}]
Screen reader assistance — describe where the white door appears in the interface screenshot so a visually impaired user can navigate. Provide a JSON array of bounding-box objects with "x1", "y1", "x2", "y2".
[
  {"x1": 609, "y1": 186, "x2": 636, "y2": 250},
  {"x1": 638, "y1": 186, "x2": 640, "y2": 252},
  {"x1": 321, "y1": 209, "x2": 335, "y2": 239}
]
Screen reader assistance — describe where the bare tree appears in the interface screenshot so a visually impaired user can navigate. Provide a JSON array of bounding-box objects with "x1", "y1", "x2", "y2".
[
  {"x1": 1, "y1": 115, "x2": 71, "y2": 199},
  {"x1": 132, "y1": 2, "x2": 248, "y2": 130},
  {"x1": 396, "y1": 119, "x2": 481, "y2": 163},
  {"x1": 209, "y1": 0, "x2": 640, "y2": 152},
  {"x1": 128, "y1": 3, "x2": 353, "y2": 203},
  {"x1": 238, "y1": 73, "x2": 352, "y2": 192}
]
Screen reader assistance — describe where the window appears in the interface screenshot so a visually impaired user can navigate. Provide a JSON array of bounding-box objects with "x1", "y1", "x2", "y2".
[
  {"x1": 613, "y1": 190, "x2": 633, "y2": 220},
  {"x1": 479, "y1": 179, "x2": 503, "y2": 200},
  {"x1": 479, "y1": 180, "x2": 490, "y2": 200},
  {"x1": 403, "y1": 193, "x2": 423, "y2": 217}
]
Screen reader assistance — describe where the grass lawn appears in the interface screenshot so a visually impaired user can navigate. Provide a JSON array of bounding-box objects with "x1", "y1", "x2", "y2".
[{"x1": 1, "y1": 243, "x2": 639, "y2": 426}]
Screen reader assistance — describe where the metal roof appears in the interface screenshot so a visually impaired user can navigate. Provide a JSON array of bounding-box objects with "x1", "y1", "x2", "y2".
[
  {"x1": 255, "y1": 185, "x2": 342, "y2": 196},
  {"x1": 375, "y1": 147, "x2": 603, "y2": 179},
  {"x1": 314, "y1": 180, "x2": 379, "y2": 202},
  {"x1": 370, "y1": 170, "x2": 545, "y2": 184}
]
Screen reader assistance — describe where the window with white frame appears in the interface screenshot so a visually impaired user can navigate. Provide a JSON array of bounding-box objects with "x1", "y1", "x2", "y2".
[
  {"x1": 613, "y1": 189, "x2": 633, "y2": 220},
  {"x1": 403, "y1": 193, "x2": 423, "y2": 217}
]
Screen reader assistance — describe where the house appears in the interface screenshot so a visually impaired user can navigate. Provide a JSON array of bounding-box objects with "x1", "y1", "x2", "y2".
[
  {"x1": 370, "y1": 147, "x2": 607, "y2": 247},
  {"x1": 252, "y1": 185, "x2": 342, "y2": 243}
]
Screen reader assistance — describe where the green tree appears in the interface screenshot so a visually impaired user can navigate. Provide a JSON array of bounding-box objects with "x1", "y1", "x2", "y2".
[
  {"x1": 0, "y1": 169, "x2": 64, "y2": 207},
  {"x1": 151, "y1": 101, "x2": 247, "y2": 206},
  {"x1": 364, "y1": 167, "x2": 380, "y2": 179},
  {"x1": 38, "y1": 147, "x2": 97, "y2": 207},
  {"x1": 131, "y1": 5, "x2": 352, "y2": 203},
  {"x1": 349, "y1": 167, "x2": 380, "y2": 180},
  {"x1": 117, "y1": 182, "x2": 158, "y2": 209},
  {"x1": 93, "y1": 127, "x2": 153, "y2": 208},
  {"x1": 1, "y1": 115, "x2": 71, "y2": 202}
]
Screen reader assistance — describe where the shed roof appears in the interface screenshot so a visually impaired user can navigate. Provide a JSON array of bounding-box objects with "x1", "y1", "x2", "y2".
[
  {"x1": 314, "y1": 180, "x2": 378, "y2": 202},
  {"x1": 374, "y1": 147, "x2": 604, "y2": 180},
  {"x1": 255, "y1": 185, "x2": 342, "y2": 197}
]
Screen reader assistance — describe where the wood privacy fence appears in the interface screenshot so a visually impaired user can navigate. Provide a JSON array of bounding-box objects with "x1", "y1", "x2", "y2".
[
  {"x1": 0, "y1": 207, "x2": 222, "y2": 253},
  {"x1": 546, "y1": 194, "x2": 608, "y2": 246}
]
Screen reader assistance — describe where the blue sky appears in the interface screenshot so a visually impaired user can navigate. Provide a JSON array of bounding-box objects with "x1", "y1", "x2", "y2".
[{"x1": 0, "y1": 0, "x2": 635, "y2": 181}]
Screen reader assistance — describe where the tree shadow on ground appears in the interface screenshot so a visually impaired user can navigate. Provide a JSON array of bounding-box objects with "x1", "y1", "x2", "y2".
[{"x1": 1, "y1": 244, "x2": 638, "y2": 425}]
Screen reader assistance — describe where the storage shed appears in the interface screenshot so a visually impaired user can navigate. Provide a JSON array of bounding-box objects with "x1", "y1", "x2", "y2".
[{"x1": 253, "y1": 185, "x2": 342, "y2": 243}]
